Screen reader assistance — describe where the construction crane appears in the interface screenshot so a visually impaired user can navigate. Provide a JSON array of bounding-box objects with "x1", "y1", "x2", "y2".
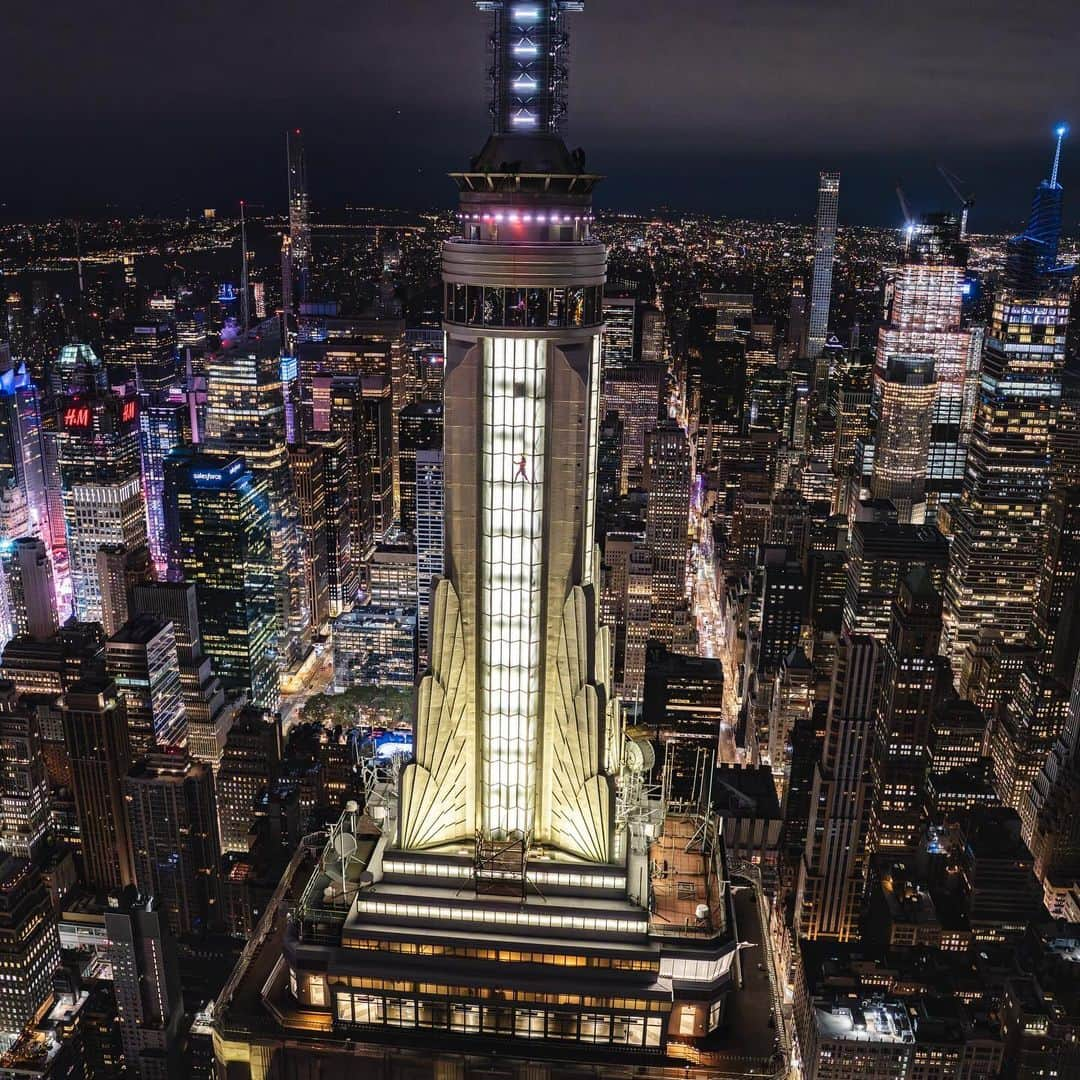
[{"x1": 937, "y1": 164, "x2": 975, "y2": 239}]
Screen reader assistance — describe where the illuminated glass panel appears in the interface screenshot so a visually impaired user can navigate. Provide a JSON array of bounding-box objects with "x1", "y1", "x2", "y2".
[
  {"x1": 581, "y1": 335, "x2": 601, "y2": 585},
  {"x1": 481, "y1": 337, "x2": 546, "y2": 838}
]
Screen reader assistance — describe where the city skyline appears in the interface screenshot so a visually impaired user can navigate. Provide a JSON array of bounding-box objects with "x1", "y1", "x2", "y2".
[
  {"x1": 1, "y1": 1, "x2": 1080, "y2": 1078},
  {"x1": 4, "y1": 1, "x2": 1079, "y2": 226}
]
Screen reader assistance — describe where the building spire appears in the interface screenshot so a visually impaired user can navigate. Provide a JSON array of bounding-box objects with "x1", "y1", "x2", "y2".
[
  {"x1": 1050, "y1": 123, "x2": 1068, "y2": 188},
  {"x1": 476, "y1": 1, "x2": 583, "y2": 137}
]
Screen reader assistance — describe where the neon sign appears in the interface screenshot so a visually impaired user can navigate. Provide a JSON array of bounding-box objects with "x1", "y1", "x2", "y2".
[
  {"x1": 121, "y1": 399, "x2": 138, "y2": 423},
  {"x1": 63, "y1": 406, "x2": 91, "y2": 429}
]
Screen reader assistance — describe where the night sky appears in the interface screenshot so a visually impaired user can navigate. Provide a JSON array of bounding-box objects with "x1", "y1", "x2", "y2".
[{"x1": 6, "y1": 0, "x2": 1080, "y2": 227}]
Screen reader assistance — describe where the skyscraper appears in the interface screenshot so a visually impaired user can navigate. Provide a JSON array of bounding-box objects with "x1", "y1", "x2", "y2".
[
  {"x1": 130, "y1": 582, "x2": 235, "y2": 772},
  {"x1": 105, "y1": 890, "x2": 184, "y2": 1080},
  {"x1": 57, "y1": 384, "x2": 146, "y2": 624},
  {"x1": 601, "y1": 360, "x2": 663, "y2": 493},
  {"x1": 216, "y1": 708, "x2": 282, "y2": 854},
  {"x1": 601, "y1": 292, "x2": 636, "y2": 365},
  {"x1": 283, "y1": 128, "x2": 312, "y2": 326},
  {"x1": 214, "y1": 7, "x2": 776, "y2": 1074},
  {"x1": 943, "y1": 133, "x2": 1074, "y2": 668},
  {"x1": 288, "y1": 444, "x2": 330, "y2": 631},
  {"x1": 869, "y1": 355, "x2": 936, "y2": 523},
  {"x1": 869, "y1": 568, "x2": 951, "y2": 853},
  {"x1": 397, "y1": 400, "x2": 442, "y2": 534},
  {"x1": 600, "y1": 529, "x2": 653, "y2": 703},
  {"x1": 806, "y1": 170, "x2": 839, "y2": 360},
  {"x1": 796, "y1": 633, "x2": 880, "y2": 941},
  {"x1": 204, "y1": 320, "x2": 307, "y2": 666},
  {"x1": 0, "y1": 358, "x2": 50, "y2": 543},
  {"x1": 0, "y1": 537, "x2": 57, "y2": 642},
  {"x1": 872, "y1": 213, "x2": 973, "y2": 518},
  {"x1": 0, "y1": 856, "x2": 61, "y2": 1049},
  {"x1": 166, "y1": 452, "x2": 279, "y2": 712},
  {"x1": 124, "y1": 750, "x2": 221, "y2": 936},
  {"x1": 414, "y1": 447, "x2": 444, "y2": 671},
  {"x1": 61, "y1": 679, "x2": 135, "y2": 891},
  {"x1": 0, "y1": 685, "x2": 50, "y2": 861},
  {"x1": 644, "y1": 419, "x2": 692, "y2": 647},
  {"x1": 105, "y1": 614, "x2": 187, "y2": 756}
]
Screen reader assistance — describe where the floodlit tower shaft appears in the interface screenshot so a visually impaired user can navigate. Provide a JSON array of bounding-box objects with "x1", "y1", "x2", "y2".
[{"x1": 399, "y1": 1, "x2": 616, "y2": 861}]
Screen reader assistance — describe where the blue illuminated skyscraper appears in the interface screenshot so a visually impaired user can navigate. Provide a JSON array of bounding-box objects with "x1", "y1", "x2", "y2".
[
  {"x1": 165, "y1": 451, "x2": 279, "y2": 713},
  {"x1": 1006, "y1": 125, "x2": 1069, "y2": 295}
]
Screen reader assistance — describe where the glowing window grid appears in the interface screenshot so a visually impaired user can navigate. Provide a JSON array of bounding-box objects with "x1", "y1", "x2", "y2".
[{"x1": 481, "y1": 337, "x2": 546, "y2": 838}]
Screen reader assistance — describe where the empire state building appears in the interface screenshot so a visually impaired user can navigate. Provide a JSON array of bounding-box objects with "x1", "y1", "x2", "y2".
[
  {"x1": 213, "y1": 6, "x2": 778, "y2": 1077},
  {"x1": 399, "y1": 0, "x2": 614, "y2": 862}
]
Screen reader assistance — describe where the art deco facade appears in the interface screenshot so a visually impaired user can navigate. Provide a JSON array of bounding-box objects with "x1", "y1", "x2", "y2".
[{"x1": 213, "y1": 5, "x2": 776, "y2": 1077}]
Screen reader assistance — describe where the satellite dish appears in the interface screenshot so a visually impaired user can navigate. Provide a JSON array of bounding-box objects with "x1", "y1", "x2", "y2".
[
  {"x1": 332, "y1": 831, "x2": 358, "y2": 862},
  {"x1": 695, "y1": 903, "x2": 710, "y2": 921},
  {"x1": 344, "y1": 800, "x2": 360, "y2": 814},
  {"x1": 625, "y1": 737, "x2": 656, "y2": 774}
]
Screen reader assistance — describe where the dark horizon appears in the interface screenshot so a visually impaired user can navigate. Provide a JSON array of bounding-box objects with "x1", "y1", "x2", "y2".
[{"x1": 6, "y1": 0, "x2": 1079, "y2": 229}]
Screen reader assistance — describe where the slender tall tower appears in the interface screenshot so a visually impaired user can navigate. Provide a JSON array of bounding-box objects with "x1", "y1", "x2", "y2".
[
  {"x1": 806, "y1": 170, "x2": 840, "y2": 360},
  {"x1": 283, "y1": 129, "x2": 312, "y2": 322},
  {"x1": 399, "y1": 0, "x2": 615, "y2": 860}
]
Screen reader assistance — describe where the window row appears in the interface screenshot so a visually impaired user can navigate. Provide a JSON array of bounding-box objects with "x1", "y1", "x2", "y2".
[
  {"x1": 334, "y1": 993, "x2": 664, "y2": 1047},
  {"x1": 445, "y1": 284, "x2": 603, "y2": 328}
]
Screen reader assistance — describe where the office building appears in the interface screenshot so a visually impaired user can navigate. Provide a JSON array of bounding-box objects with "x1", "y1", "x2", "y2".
[
  {"x1": 869, "y1": 355, "x2": 936, "y2": 524},
  {"x1": 289, "y1": 444, "x2": 330, "y2": 631},
  {"x1": 643, "y1": 643, "x2": 725, "y2": 801},
  {"x1": 842, "y1": 521, "x2": 948, "y2": 642},
  {"x1": 57, "y1": 384, "x2": 146, "y2": 624},
  {"x1": 796, "y1": 634, "x2": 881, "y2": 942},
  {"x1": 307, "y1": 432, "x2": 358, "y2": 616},
  {"x1": 0, "y1": 538, "x2": 56, "y2": 642},
  {"x1": 214, "y1": 7, "x2": 780, "y2": 1076},
  {"x1": 366, "y1": 543, "x2": 416, "y2": 607},
  {"x1": 0, "y1": 857, "x2": 60, "y2": 1050},
  {"x1": 943, "y1": 134, "x2": 1074, "y2": 668},
  {"x1": 0, "y1": 359, "x2": 50, "y2": 544},
  {"x1": 397, "y1": 400, "x2": 442, "y2": 534},
  {"x1": 869, "y1": 569, "x2": 951, "y2": 853},
  {"x1": 0, "y1": 687, "x2": 49, "y2": 861},
  {"x1": 106, "y1": 614, "x2": 186, "y2": 757},
  {"x1": 806, "y1": 171, "x2": 840, "y2": 360},
  {"x1": 360, "y1": 376, "x2": 394, "y2": 541},
  {"x1": 124, "y1": 751, "x2": 221, "y2": 936},
  {"x1": 644, "y1": 419, "x2": 691, "y2": 646},
  {"x1": 873, "y1": 213, "x2": 973, "y2": 516},
  {"x1": 216, "y1": 708, "x2": 282, "y2": 854},
  {"x1": 414, "y1": 448, "x2": 443, "y2": 671},
  {"x1": 601, "y1": 292, "x2": 636, "y2": 364},
  {"x1": 332, "y1": 607, "x2": 416, "y2": 689},
  {"x1": 60, "y1": 679, "x2": 134, "y2": 891},
  {"x1": 105, "y1": 890, "x2": 184, "y2": 1079},
  {"x1": 283, "y1": 128, "x2": 312, "y2": 324},
  {"x1": 166, "y1": 452, "x2": 279, "y2": 712},
  {"x1": 204, "y1": 320, "x2": 308, "y2": 665},
  {"x1": 601, "y1": 361, "x2": 663, "y2": 492},
  {"x1": 757, "y1": 549, "x2": 806, "y2": 674},
  {"x1": 601, "y1": 530, "x2": 653, "y2": 703},
  {"x1": 129, "y1": 582, "x2": 236, "y2": 772}
]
